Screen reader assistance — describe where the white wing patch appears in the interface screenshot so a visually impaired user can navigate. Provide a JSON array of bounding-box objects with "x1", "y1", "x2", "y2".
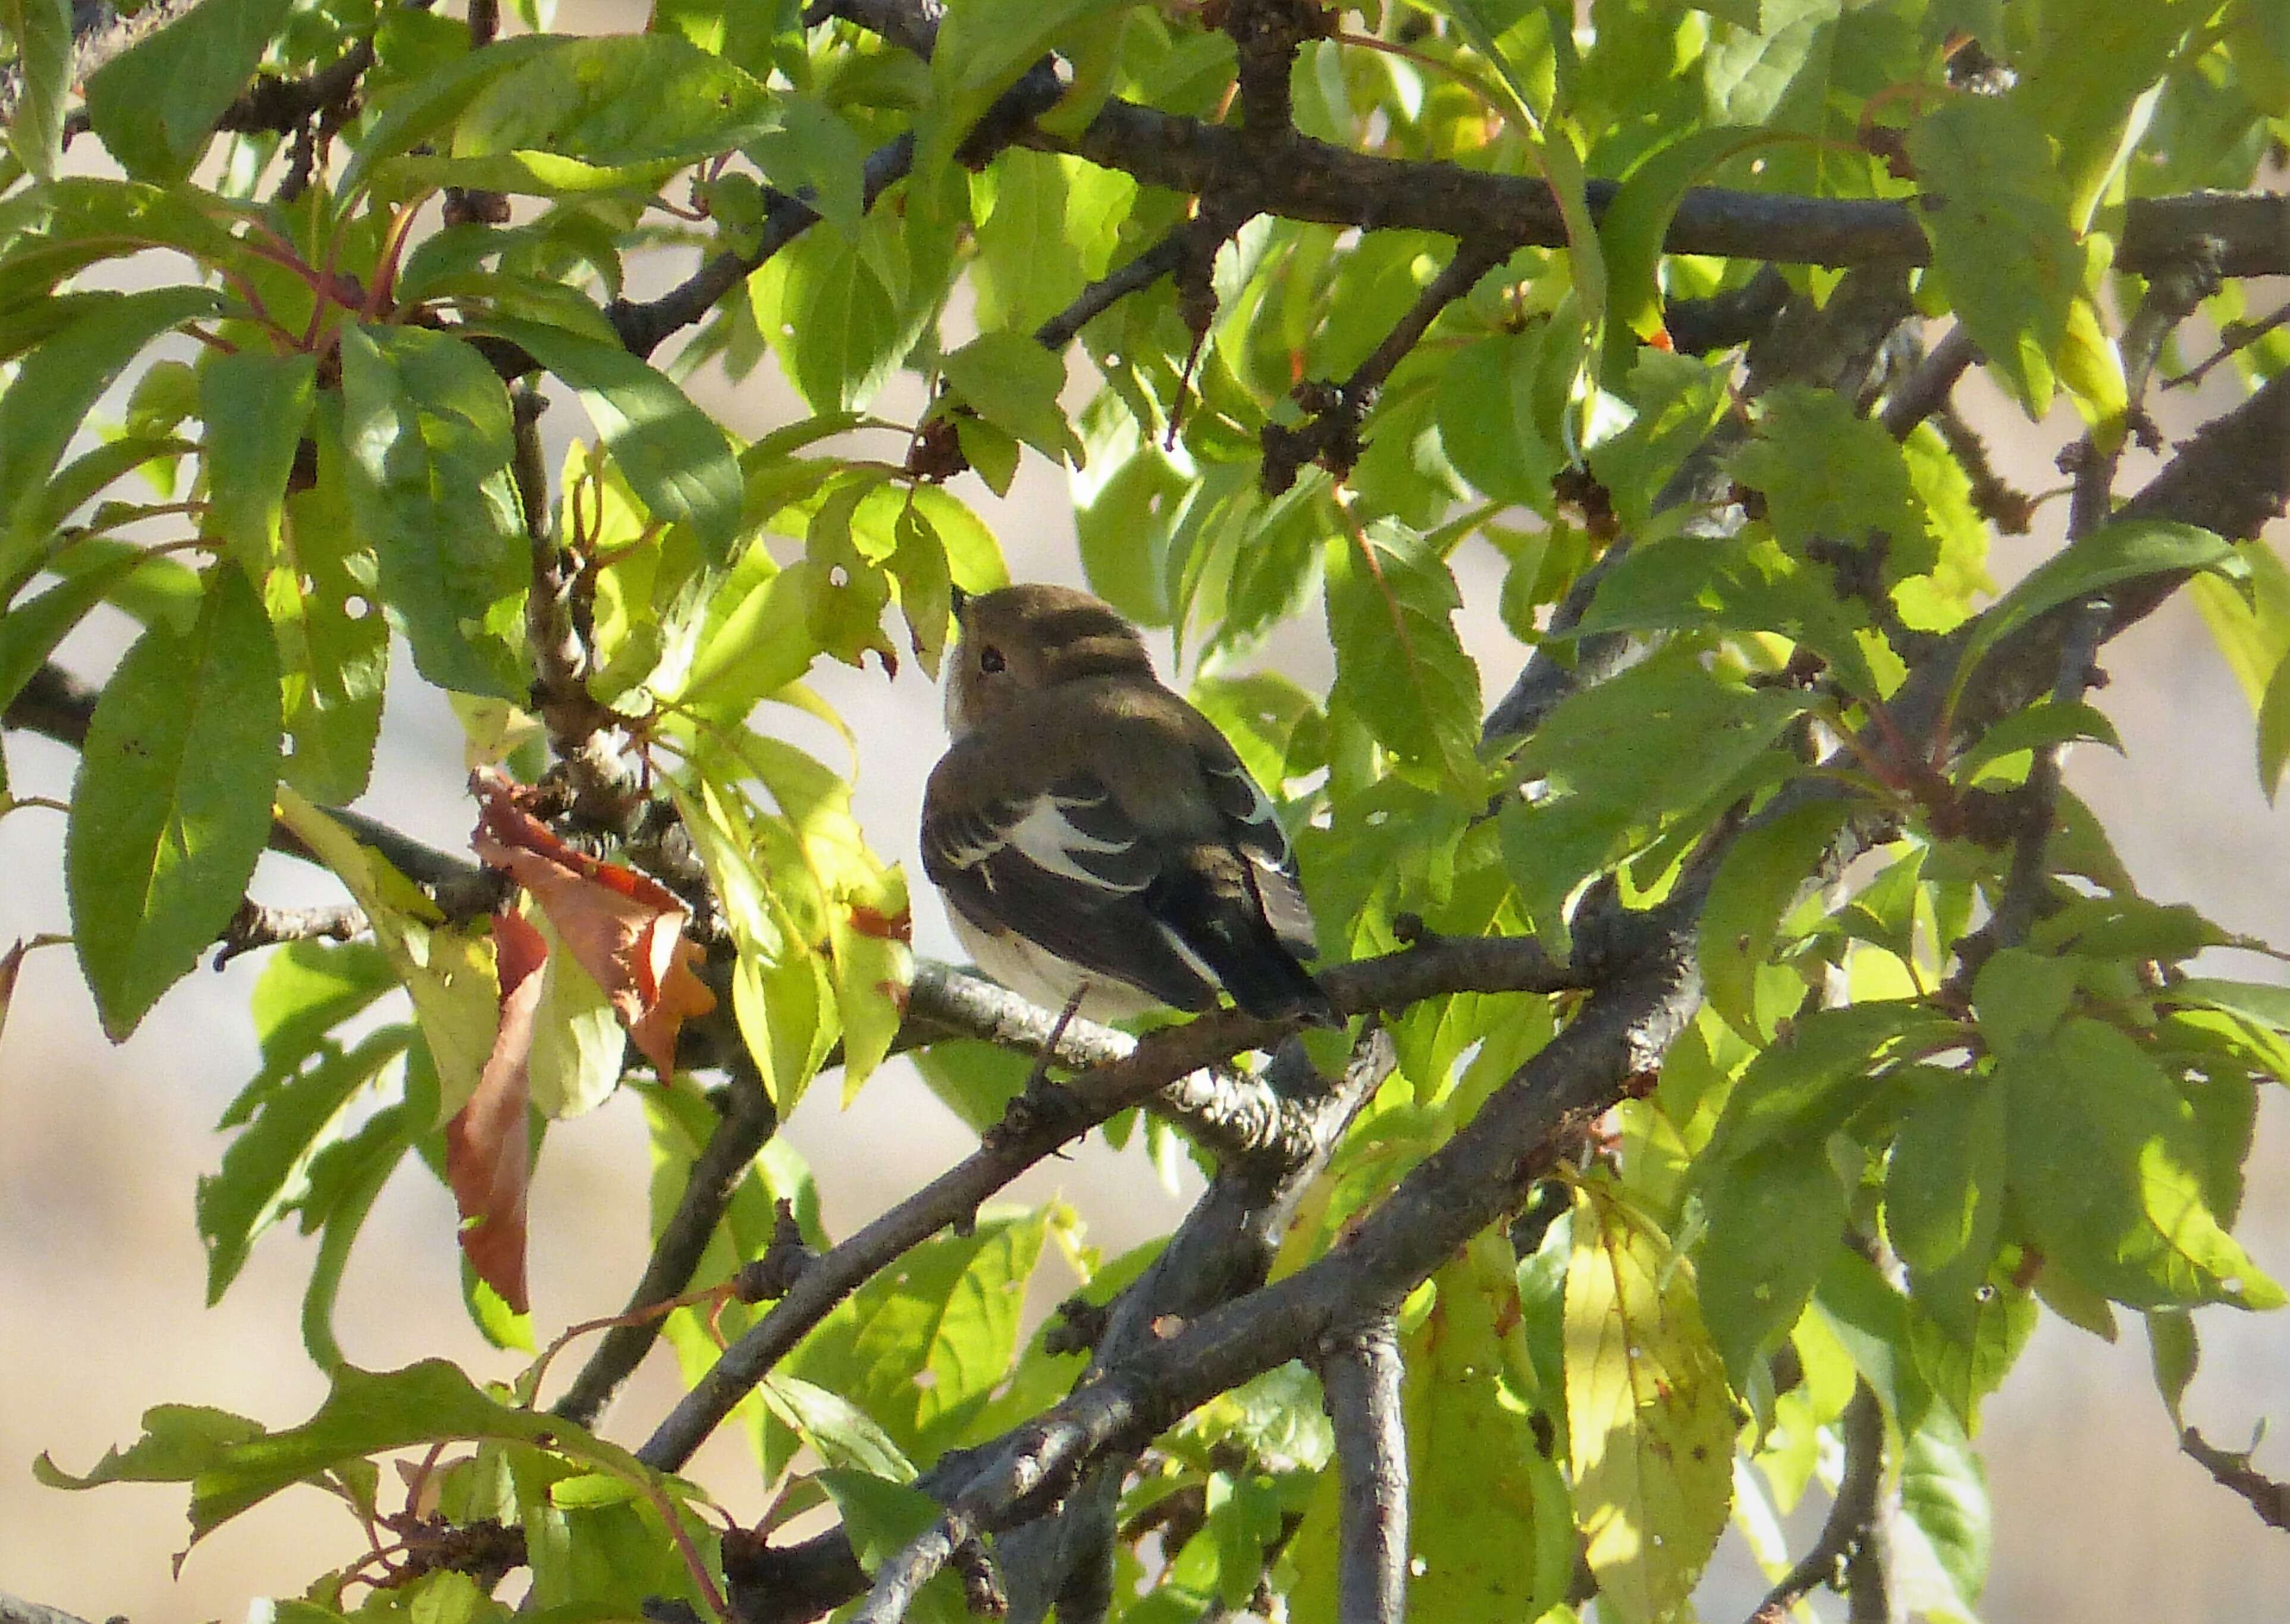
[
  {"x1": 1006, "y1": 794, "x2": 1150, "y2": 893},
  {"x1": 1210, "y1": 763, "x2": 1292, "y2": 868}
]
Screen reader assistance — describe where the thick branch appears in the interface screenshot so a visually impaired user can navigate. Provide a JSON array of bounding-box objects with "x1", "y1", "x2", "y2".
[
  {"x1": 639, "y1": 942, "x2": 1575, "y2": 1472},
  {"x1": 1321, "y1": 1316, "x2": 1408, "y2": 1624},
  {"x1": 839, "y1": 898, "x2": 1698, "y2": 1620}
]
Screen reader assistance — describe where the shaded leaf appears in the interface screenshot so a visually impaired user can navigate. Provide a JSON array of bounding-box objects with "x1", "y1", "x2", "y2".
[
  {"x1": 67, "y1": 565, "x2": 280, "y2": 1039},
  {"x1": 83, "y1": 0, "x2": 296, "y2": 183},
  {"x1": 337, "y1": 324, "x2": 528, "y2": 698}
]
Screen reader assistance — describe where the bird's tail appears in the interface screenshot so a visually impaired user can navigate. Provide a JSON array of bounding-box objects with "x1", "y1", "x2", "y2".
[{"x1": 1153, "y1": 858, "x2": 1341, "y2": 1027}]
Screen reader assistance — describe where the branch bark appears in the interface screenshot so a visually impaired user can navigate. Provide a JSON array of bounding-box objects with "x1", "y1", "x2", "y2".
[
  {"x1": 1321, "y1": 1316, "x2": 1408, "y2": 1624},
  {"x1": 550, "y1": 1056, "x2": 780, "y2": 1429},
  {"x1": 639, "y1": 941, "x2": 1574, "y2": 1473}
]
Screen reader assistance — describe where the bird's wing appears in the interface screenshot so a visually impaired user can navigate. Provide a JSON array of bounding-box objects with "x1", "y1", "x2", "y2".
[
  {"x1": 1191, "y1": 738, "x2": 1318, "y2": 960},
  {"x1": 921, "y1": 769, "x2": 1222, "y2": 1011}
]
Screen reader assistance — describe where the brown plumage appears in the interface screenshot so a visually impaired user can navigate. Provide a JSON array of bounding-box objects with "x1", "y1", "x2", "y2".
[{"x1": 921, "y1": 584, "x2": 1336, "y2": 1025}]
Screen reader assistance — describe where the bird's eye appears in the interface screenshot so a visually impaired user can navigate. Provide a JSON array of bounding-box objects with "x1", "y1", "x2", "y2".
[{"x1": 978, "y1": 645, "x2": 1006, "y2": 675}]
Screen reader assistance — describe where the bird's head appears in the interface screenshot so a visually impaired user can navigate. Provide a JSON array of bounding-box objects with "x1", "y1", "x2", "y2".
[{"x1": 944, "y1": 583, "x2": 1155, "y2": 738}]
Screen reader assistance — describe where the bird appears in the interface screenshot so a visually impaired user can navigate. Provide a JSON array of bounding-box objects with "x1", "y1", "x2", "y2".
[{"x1": 920, "y1": 582, "x2": 1338, "y2": 1027}]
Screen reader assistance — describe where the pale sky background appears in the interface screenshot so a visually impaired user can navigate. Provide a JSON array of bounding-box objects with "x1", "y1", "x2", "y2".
[{"x1": 2, "y1": 12, "x2": 2288, "y2": 1622}]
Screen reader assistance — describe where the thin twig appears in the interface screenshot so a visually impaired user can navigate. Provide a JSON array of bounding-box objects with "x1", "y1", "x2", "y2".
[
  {"x1": 1033, "y1": 230, "x2": 1187, "y2": 353},
  {"x1": 1749, "y1": 1382, "x2": 1889, "y2": 1623},
  {"x1": 212, "y1": 899, "x2": 368, "y2": 967},
  {"x1": 2182, "y1": 1427, "x2": 2290, "y2": 1534},
  {"x1": 1321, "y1": 1316, "x2": 1408, "y2": 1624},
  {"x1": 2167, "y1": 296, "x2": 2290, "y2": 391},
  {"x1": 1261, "y1": 234, "x2": 1511, "y2": 494},
  {"x1": 1878, "y1": 324, "x2": 1980, "y2": 439},
  {"x1": 2066, "y1": 243, "x2": 2223, "y2": 540}
]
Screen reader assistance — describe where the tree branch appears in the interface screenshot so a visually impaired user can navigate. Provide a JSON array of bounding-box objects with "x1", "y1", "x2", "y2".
[
  {"x1": 1032, "y1": 228, "x2": 1187, "y2": 353},
  {"x1": 550, "y1": 1056, "x2": 780, "y2": 1428},
  {"x1": 2182, "y1": 1427, "x2": 2290, "y2": 1534},
  {"x1": 1320, "y1": 1316, "x2": 1408, "y2": 1624},
  {"x1": 639, "y1": 943, "x2": 1574, "y2": 1472},
  {"x1": 0, "y1": 1592, "x2": 106, "y2": 1624},
  {"x1": 1261, "y1": 234, "x2": 1511, "y2": 495},
  {"x1": 1749, "y1": 1382, "x2": 1890, "y2": 1623},
  {"x1": 1877, "y1": 324, "x2": 1980, "y2": 439}
]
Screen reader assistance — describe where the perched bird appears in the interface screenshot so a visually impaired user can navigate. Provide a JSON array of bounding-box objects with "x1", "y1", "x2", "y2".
[{"x1": 921, "y1": 583, "x2": 1337, "y2": 1026}]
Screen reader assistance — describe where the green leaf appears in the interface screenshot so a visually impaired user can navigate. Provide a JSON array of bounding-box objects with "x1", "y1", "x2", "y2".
[
  {"x1": 82, "y1": 0, "x2": 296, "y2": 183},
  {"x1": 1601, "y1": 124, "x2": 1787, "y2": 348},
  {"x1": 1907, "y1": 94, "x2": 2080, "y2": 416},
  {"x1": 1953, "y1": 519, "x2": 2236, "y2": 716},
  {"x1": 197, "y1": 1027, "x2": 410, "y2": 1304},
  {"x1": 1886, "y1": 1074, "x2": 2005, "y2": 1280},
  {"x1": 275, "y1": 792, "x2": 500, "y2": 1118},
  {"x1": 1970, "y1": 946, "x2": 2080, "y2": 1056},
  {"x1": 1435, "y1": 327, "x2": 1561, "y2": 509},
  {"x1": 745, "y1": 90, "x2": 870, "y2": 241},
  {"x1": 1736, "y1": 385, "x2": 1934, "y2": 576},
  {"x1": 2015, "y1": 1, "x2": 2204, "y2": 231},
  {"x1": 2257, "y1": 646, "x2": 2290, "y2": 801},
  {"x1": 1698, "y1": 1141, "x2": 1847, "y2": 1382},
  {"x1": 938, "y1": 330, "x2": 1081, "y2": 465},
  {"x1": 2002, "y1": 1018, "x2": 2285, "y2": 1311},
  {"x1": 454, "y1": 33, "x2": 776, "y2": 168},
  {"x1": 36, "y1": 1403, "x2": 264, "y2": 1491},
  {"x1": 757, "y1": 1375, "x2": 915, "y2": 1481},
  {"x1": 1575, "y1": 530, "x2": 1883, "y2": 701},
  {"x1": 1699, "y1": 798, "x2": 1853, "y2": 1040},
  {"x1": 335, "y1": 35, "x2": 557, "y2": 198},
  {"x1": 752, "y1": 228, "x2": 908, "y2": 414},
  {"x1": 169, "y1": 1360, "x2": 676, "y2": 1544},
  {"x1": 1892, "y1": 1408, "x2": 1992, "y2": 1619},
  {"x1": 1706, "y1": 1002, "x2": 1952, "y2": 1166},
  {"x1": 337, "y1": 323, "x2": 528, "y2": 698},
  {"x1": 1405, "y1": 1235, "x2": 1575, "y2": 1622},
  {"x1": 199, "y1": 349, "x2": 316, "y2": 572},
  {"x1": 246, "y1": 938, "x2": 400, "y2": 1089},
  {"x1": 0, "y1": 546, "x2": 149, "y2": 713},
  {"x1": 912, "y1": 1038, "x2": 1033, "y2": 1135},
  {"x1": 1956, "y1": 698, "x2": 2122, "y2": 782},
  {"x1": 1323, "y1": 519, "x2": 1483, "y2": 797},
  {"x1": 274, "y1": 401, "x2": 387, "y2": 802},
  {"x1": 475, "y1": 316, "x2": 742, "y2": 560},
  {"x1": 1565, "y1": 1181, "x2": 1733, "y2": 1624},
  {"x1": 2, "y1": 0, "x2": 72, "y2": 179},
  {"x1": 2146, "y1": 1308, "x2": 2198, "y2": 1429},
  {"x1": 0, "y1": 286, "x2": 222, "y2": 563},
  {"x1": 1908, "y1": 1265, "x2": 2034, "y2": 1432},
  {"x1": 0, "y1": 182, "x2": 244, "y2": 328},
  {"x1": 785, "y1": 1207, "x2": 1049, "y2": 1460},
  {"x1": 67, "y1": 565, "x2": 281, "y2": 1039}
]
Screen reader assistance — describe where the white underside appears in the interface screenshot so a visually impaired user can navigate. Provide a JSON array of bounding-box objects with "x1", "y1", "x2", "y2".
[{"x1": 949, "y1": 911, "x2": 1166, "y2": 1023}]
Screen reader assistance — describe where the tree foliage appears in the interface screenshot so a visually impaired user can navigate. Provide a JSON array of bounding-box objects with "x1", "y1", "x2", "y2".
[{"x1": 4, "y1": 0, "x2": 2289, "y2": 1620}]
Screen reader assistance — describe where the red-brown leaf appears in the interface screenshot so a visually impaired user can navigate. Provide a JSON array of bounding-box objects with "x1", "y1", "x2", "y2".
[
  {"x1": 446, "y1": 907, "x2": 542, "y2": 1315},
  {"x1": 469, "y1": 767, "x2": 717, "y2": 1077}
]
